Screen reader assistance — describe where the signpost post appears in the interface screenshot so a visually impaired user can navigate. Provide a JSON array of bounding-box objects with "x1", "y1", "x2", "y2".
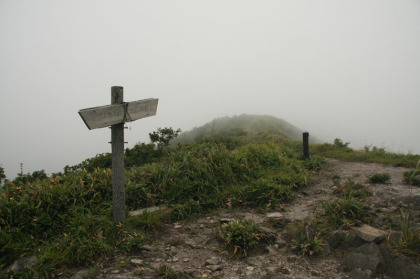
[{"x1": 79, "y1": 86, "x2": 158, "y2": 222}]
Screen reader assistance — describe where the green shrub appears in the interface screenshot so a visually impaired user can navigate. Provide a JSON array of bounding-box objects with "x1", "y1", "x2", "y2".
[
  {"x1": 40, "y1": 214, "x2": 117, "y2": 266},
  {"x1": 338, "y1": 180, "x2": 371, "y2": 200},
  {"x1": 220, "y1": 219, "x2": 265, "y2": 256},
  {"x1": 156, "y1": 264, "x2": 180, "y2": 279},
  {"x1": 124, "y1": 140, "x2": 309, "y2": 211},
  {"x1": 388, "y1": 210, "x2": 420, "y2": 263},
  {"x1": 149, "y1": 127, "x2": 182, "y2": 151},
  {"x1": 333, "y1": 138, "x2": 350, "y2": 149},
  {"x1": 289, "y1": 220, "x2": 324, "y2": 256},
  {"x1": 126, "y1": 210, "x2": 166, "y2": 232},
  {"x1": 242, "y1": 178, "x2": 294, "y2": 208},
  {"x1": 0, "y1": 169, "x2": 116, "y2": 271},
  {"x1": 404, "y1": 170, "x2": 420, "y2": 186},
  {"x1": 125, "y1": 143, "x2": 160, "y2": 168},
  {"x1": 12, "y1": 169, "x2": 48, "y2": 185},
  {"x1": 304, "y1": 156, "x2": 325, "y2": 172},
  {"x1": 120, "y1": 232, "x2": 146, "y2": 252},
  {"x1": 167, "y1": 199, "x2": 201, "y2": 221},
  {"x1": 321, "y1": 194, "x2": 370, "y2": 229},
  {"x1": 331, "y1": 174, "x2": 341, "y2": 180},
  {"x1": 368, "y1": 173, "x2": 391, "y2": 184},
  {"x1": 233, "y1": 143, "x2": 288, "y2": 174}
]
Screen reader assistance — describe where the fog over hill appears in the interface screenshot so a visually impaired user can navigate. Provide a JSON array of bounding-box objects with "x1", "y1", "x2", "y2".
[{"x1": 173, "y1": 114, "x2": 322, "y2": 145}]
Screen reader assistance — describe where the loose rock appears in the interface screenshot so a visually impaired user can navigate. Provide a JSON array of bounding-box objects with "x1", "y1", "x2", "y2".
[
  {"x1": 343, "y1": 243, "x2": 388, "y2": 275},
  {"x1": 130, "y1": 259, "x2": 143, "y2": 265},
  {"x1": 353, "y1": 224, "x2": 386, "y2": 243},
  {"x1": 205, "y1": 257, "x2": 222, "y2": 266},
  {"x1": 69, "y1": 269, "x2": 90, "y2": 279},
  {"x1": 6, "y1": 256, "x2": 37, "y2": 273},
  {"x1": 389, "y1": 255, "x2": 420, "y2": 279}
]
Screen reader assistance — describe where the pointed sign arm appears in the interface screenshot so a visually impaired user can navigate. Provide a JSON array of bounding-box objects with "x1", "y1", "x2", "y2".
[{"x1": 79, "y1": 98, "x2": 158, "y2": 130}]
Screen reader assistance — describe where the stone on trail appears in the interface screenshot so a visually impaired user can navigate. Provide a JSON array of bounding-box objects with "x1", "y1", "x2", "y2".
[
  {"x1": 220, "y1": 218, "x2": 234, "y2": 223},
  {"x1": 69, "y1": 269, "x2": 90, "y2": 279},
  {"x1": 130, "y1": 258, "x2": 143, "y2": 265},
  {"x1": 326, "y1": 230, "x2": 346, "y2": 248},
  {"x1": 343, "y1": 243, "x2": 389, "y2": 275},
  {"x1": 353, "y1": 224, "x2": 386, "y2": 243},
  {"x1": 6, "y1": 256, "x2": 37, "y2": 273},
  {"x1": 392, "y1": 194, "x2": 420, "y2": 209},
  {"x1": 265, "y1": 212, "x2": 283, "y2": 219},
  {"x1": 347, "y1": 268, "x2": 372, "y2": 279},
  {"x1": 130, "y1": 206, "x2": 162, "y2": 216},
  {"x1": 205, "y1": 257, "x2": 222, "y2": 266},
  {"x1": 389, "y1": 255, "x2": 420, "y2": 279}
]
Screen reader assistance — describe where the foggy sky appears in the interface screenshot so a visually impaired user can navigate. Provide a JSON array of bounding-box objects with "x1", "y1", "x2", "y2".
[{"x1": 1, "y1": 0, "x2": 420, "y2": 179}]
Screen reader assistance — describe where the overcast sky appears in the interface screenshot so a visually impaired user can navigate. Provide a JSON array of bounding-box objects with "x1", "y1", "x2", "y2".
[{"x1": 1, "y1": 0, "x2": 419, "y2": 178}]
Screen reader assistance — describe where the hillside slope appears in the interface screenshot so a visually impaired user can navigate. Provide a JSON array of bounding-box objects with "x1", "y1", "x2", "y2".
[{"x1": 174, "y1": 114, "x2": 321, "y2": 145}]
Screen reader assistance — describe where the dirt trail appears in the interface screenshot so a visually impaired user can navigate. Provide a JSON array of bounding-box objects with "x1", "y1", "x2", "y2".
[
  {"x1": 93, "y1": 159, "x2": 419, "y2": 279},
  {"x1": 284, "y1": 159, "x2": 418, "y2": 221}
]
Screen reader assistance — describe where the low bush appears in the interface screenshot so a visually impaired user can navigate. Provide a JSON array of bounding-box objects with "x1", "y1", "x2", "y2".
[
  {"x1": 368, "y1": 173, "x2": 391, "y2": 184},
  {"x1": 289, "y1": 220, "x2": 324, "y2": 256},
  {"x1": 321, "y1": 194, "x2": 371, "y2": 229},
  {"x1": 220, "y1": 219, "x2": 265, "y2": 256},
  {"x1": 242, "y1": 178, "x2": 294, "y2": 208},
  {"x1": 156, "y1": 264, "x2": 180, "y2": 279},
  {"x1": 303, "y1": 156, "x2": 326, "y2": 172},
  {"x1": 388, "y1": 210, "x2": 420, "y2": 263},
  {"x1": 126, "y1": 210, "x2": 166, "y2": 232},
  {"x1": 338, "y1": 180, "x2": 372, "y2": 199},
  {"x1": 404, "y1": 170, "x2": 420, "y2": 186}
]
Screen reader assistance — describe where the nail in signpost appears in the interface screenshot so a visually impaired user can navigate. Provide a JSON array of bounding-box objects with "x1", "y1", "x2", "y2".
[{"x1": 78, "y1": 86, "x2": 158, "y2": 222}]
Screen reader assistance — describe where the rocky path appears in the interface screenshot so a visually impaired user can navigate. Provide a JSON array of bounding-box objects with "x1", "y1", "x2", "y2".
[{"x1": 86, "y1": 159, "x2": 420, "y2": 279}]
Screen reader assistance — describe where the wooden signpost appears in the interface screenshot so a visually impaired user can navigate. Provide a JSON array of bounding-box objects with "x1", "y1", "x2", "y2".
[{"x1": 79, "y1": 86, "x2": 158, "y2": 222}]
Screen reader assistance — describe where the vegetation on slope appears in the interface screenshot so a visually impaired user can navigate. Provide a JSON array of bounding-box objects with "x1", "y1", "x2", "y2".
[
  {"x1": 0, "y1": 131, "x2": 320, "y2": 277},
  {"x1": 311, "y1": 138, "x2": 419, "y2": 168}
]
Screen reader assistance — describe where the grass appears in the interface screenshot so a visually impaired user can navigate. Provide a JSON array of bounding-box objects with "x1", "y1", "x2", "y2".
[
  {"x1": 126, "y1": 210, "x2": 166, "y2": 232},
  {"x1": 289, "y1": 220, "x2": 325, "y2": 256},
  {"x1": 368, "y1": 173, "x2": 391, "y2": 184},
  {"x1": 156, "y1": 264, "x2": 180, "y2": 279},
  {"x1": 220, "y1": 219, "x2": 265, "y2": 257},
  {"x1": 311, "y1": 140, "x2": 419, "y2": 168},
  {"x1": 387, "y1": 210, "x2": 420, "y2": 263},
  {"x1": 0, "y1": 139, "x2": 312, "y2": 277},
  {"x1": 321, "y1": 194, "x2": 371, "y2": 229},
  {"x1": 404, "y1": 170, "x2": 420, "y2": 186},
  {"x1": 289, "y1": 177, "x2": 374, "y2": 257},
  {"x1": 338, "y1": 180, "x2": 372, "y2": 200}
]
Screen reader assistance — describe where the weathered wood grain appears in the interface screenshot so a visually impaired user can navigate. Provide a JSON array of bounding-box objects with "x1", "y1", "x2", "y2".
[
  {"x1": 78, "y1": 98, "x2": 158, "y2": 130},
  {"x1": 111, "y1": 86, "x2": 126, "y2": 222}
]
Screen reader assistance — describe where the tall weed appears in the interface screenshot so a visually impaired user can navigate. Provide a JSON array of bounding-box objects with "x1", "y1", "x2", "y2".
[{"x1": 321, "y1": 194, "x2": 370, "y2": 229}]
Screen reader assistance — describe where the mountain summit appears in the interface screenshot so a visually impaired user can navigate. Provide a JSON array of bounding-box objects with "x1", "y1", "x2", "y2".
[{"x1": 175, "y1": 114, "x2": 320, "y2": 144}]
